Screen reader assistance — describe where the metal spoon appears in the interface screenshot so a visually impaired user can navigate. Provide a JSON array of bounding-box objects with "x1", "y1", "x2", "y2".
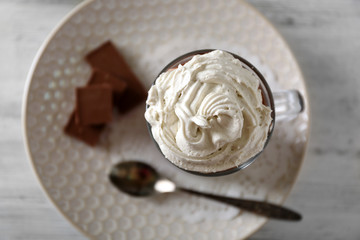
[{"x1": 109, "y1": 161, "x2": 302, "y2": 221}]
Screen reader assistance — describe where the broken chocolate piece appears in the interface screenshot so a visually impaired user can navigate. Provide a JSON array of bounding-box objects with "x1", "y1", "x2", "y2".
[
  {"x1": 85, "y1": 41, "x2": 147, "y2": 113},
  {"x1": 88, "y1": 69, "x2": 127, "y2": 95},
  {"x1": 76, "y1": 85, "x2": 113, "y2": 125},
  {"x1": 64, "y1": 112, "x2": 105, "y2": 146}
]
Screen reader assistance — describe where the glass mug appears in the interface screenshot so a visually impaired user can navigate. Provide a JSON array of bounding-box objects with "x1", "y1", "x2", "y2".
[{"x1": 146, "y1": 49, "x2": 304, "y2": 176}]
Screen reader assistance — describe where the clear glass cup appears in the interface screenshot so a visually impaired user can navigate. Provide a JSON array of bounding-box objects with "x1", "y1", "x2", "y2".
[{"x1": 146, "y1": 49, "x2": 304, "y2": 176}]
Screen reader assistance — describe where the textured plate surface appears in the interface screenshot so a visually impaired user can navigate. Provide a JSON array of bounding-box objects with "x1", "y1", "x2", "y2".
[{"x1": 23, "y1": 0, "x2": 310, "y2": 239}]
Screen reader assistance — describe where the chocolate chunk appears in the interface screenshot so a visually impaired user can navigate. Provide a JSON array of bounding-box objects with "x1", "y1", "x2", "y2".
[
  {"x1": 76, "y1": 85, "x2": 113, "y2": 125},
  {"x1": 85, "y1": 41, "x2": 147, "y2": 113},
  {"x1": 64, "y1": 112, "x2": 105, "y2": 146},
  {"x1": 88, "y1": 69, "x2": 127, "y2": 95}
]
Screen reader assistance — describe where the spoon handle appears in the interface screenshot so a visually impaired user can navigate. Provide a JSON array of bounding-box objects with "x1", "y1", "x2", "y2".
[{"x1": 179, "y1": 188, "x2": 302, "y2": 221}]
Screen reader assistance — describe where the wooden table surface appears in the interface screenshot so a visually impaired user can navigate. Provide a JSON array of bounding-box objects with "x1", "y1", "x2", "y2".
[{"x1": 1, "y1": 0, "x2": 359, "y2": 239}]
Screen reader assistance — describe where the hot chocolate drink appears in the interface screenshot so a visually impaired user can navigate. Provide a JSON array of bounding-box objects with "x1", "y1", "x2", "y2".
[{"x1": 145, "y1": 50, "x2": 273, "y2": 174}]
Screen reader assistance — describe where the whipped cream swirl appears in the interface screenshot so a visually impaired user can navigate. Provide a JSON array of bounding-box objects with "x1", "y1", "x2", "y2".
[{"x1": 145, "y1": 50, "x2": 272, "y2": 173}]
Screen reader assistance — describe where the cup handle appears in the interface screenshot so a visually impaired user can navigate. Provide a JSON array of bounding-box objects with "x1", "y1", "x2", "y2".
[{"x1": 273, "y1": 90, "x2": 304, "y2": 121}]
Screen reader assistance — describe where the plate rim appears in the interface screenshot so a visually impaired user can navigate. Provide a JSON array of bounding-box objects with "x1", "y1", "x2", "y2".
[
  {"x1": 21, "y1": 0, "x2": 311, "y2": 239},
  {"x1": 21, "y1": 0, "x2": 96, "y2": 239}
]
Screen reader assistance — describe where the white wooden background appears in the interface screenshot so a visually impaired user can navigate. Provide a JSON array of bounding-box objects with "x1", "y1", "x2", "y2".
[{"x1": 1, "y1": 0, "x2": 360, "y2": 239}]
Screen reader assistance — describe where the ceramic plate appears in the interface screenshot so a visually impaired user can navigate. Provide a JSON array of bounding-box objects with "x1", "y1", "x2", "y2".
[{"x1": 22, "y1": 0, "x2": 310, "y2": 239}]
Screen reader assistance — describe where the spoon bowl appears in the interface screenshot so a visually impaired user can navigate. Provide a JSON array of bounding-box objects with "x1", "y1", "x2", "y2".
[{"x1": 109, "y1": 161, "x2": 159, "y2": 197}]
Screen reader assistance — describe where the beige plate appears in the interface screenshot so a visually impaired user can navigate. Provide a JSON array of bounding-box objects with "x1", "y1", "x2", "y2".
[{"x1": 22, "y1": 0, "x2": 310, "y2": 239}]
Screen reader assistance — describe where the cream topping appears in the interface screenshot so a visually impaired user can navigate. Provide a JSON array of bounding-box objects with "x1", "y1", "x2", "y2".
[{"x1": 145, "y1": 50, "x2": 272, "y2": 173}]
